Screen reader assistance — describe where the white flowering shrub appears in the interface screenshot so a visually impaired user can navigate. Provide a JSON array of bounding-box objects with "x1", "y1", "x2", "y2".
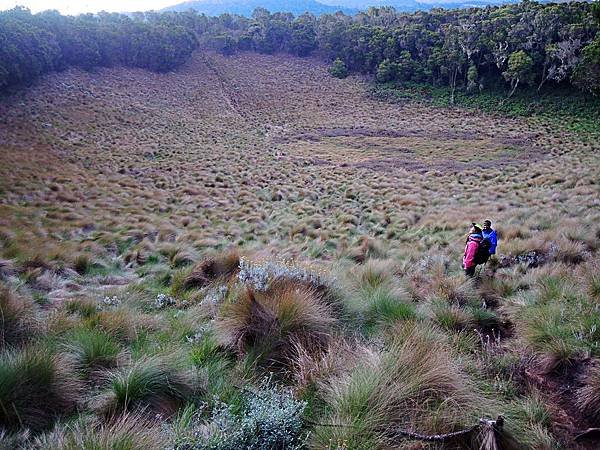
[
  {"x1": 172, "y1": 379, "x2": 306, "y2": 450},
  {"x1": 202, "y1": 285, "x2": 229, "y2": 307},
  {"x1": 238, "y1": 257, "x2": 333, "y2": 292},
  {"x1": 155, "y1": 293, "x2": 176, "y2": 309},
  {"x1": 102, "y1": 295, "x2": 121, "y2": 307}
]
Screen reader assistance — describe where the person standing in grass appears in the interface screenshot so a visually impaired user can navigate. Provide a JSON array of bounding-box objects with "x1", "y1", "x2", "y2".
[
  {"x1": 463, "y1": 223, "x2": 483, "y2": 277},
  {"x1": 482, "y1": 220, "x2": 498, "y2": 256}
]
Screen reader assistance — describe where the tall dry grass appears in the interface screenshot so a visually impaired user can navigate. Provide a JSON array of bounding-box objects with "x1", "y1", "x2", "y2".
[{"x1": 215, "y1": 279, "x2": 336, "y2": 371}]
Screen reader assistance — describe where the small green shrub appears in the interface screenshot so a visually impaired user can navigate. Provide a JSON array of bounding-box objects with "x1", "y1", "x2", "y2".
[
  {"x1": 172, "y1": 378, "x2": 306, "y2": 450},
  {"x1": 329, "y1": 58, "x2": 348, "y2": 79}
]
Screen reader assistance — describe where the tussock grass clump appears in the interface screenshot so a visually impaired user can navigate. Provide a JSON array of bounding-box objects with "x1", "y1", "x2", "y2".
[
  {"x1": 0, "y1": 259, "x2": 16, "y2": 280},
  {"x1": 500, "y1": 393, "x2": 561, "y2": 449},
  {"x1": 312, "y1": 322, "x2": 488, "y2": 448},
  {"x1": 33, "y1": 414, "x2": 165, "y2": 450},
  {"x1": 516, "y1": 302, "x2": 584, "y2": 373},
  {"x1": 508, "y1": 269, "x2": 599, "y2": 374},
  {"x1": 576, "y1": 361, "x2": 600, "y2": 425},
  {"x1": 432, "y1": 302, "x2": 472, "y2": 331},
  {"x1": 184, "y1": 250, "x2": 240, "y2": 290},
  {"x1": 86, "y1": 308, "x2": 156, "y2": 343},
  {"x1": 63, "y1": 327, "x2": 123, "y2": 375},
  {"x1": 64, "y1": 298, "x2": 98, "y2": 318},
  {"x1": 551, "y1": 238, "x2": 588, "y2": 265},
  {"x1": 0, "y1": 347, "x2": 80, "y2": 431},
  {"x1": 72, "y1": 253, "x2": 92, "y2": 275},
  {"x1": 0, "y1": 285, "x2": 39, "y2": 348},
  {"x1": 427, "y1": 272, "x2": 478, "y2": 306},
  {"x1": 344, "y1": 259, "x2": 416, "y2": 331},
  {"x1": 577, "y1": 259, "x2": 600, "y2": 301},
  {"x1": 345, "y1": 237, "x2": 387, "y2": 264},
  {"x1": 92, "y1": 354, "x2": 202, "y2": 417},
  {"x1": 215, "y1": 280, "x2": 335, "y2": 370}
]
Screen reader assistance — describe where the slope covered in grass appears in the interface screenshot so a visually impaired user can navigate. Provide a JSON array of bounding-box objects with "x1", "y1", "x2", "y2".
[{"x1": 0, "y1": 51, "x2": 598, "y2": 449}]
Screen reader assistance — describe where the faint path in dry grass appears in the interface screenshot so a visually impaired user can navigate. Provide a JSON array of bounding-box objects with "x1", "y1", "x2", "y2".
[{"x1": 199, "y1": 53, "x2": 246, "y2": 121}]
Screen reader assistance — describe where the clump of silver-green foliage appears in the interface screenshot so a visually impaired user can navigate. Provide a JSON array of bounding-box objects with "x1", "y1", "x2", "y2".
[
  {"x1": 238, "y1": 256, "x2": 332, "y2": 292},
  {"x1": 170, "y1": 378, "x2": 306, "y2": 449}
]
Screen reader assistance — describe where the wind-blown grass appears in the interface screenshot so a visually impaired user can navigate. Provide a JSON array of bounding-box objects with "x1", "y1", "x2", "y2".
[
  {"x1": 92, "y1": 354, "x2": 202, "y2": 417},
  {"x1": 0, "y1": 50, "x2": 597, "y2": 448},
  {"x1": 32, "y1": 413, "x2": 165, "y2": 450},
  {"x1": 0, "y1": 347, "x2": 80, "y2": 431},
  {"x1": 62, "y1": 327, "x2": 123, "y2": 375},
  {"x1": 215, "y1": 280, "x2": 336, "y2": 371},
  {"x1": 0, "y1": 285, "x2": 39, "y2": 348},
  {"x1": 311, "y1": 323, "x2": 491, "y2": 448}
]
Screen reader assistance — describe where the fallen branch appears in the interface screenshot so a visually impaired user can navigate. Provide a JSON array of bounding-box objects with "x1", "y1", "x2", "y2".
[{"x1": 306, "y1": 416, "x2": 505, "y2": 443}]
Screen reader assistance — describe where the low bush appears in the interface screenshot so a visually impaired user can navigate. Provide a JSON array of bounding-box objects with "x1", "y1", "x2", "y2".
[
  {"x1": 329, "y1": 58, "x2": 348, "y2": 79},
  {"x1": 172, "y1": 378, "x2": 306, "y2": 450}
]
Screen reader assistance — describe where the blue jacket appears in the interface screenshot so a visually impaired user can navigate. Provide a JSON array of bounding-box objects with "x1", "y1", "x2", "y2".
[{"x1": 482, "y1": 229, "x2": 497, "y2": 254}]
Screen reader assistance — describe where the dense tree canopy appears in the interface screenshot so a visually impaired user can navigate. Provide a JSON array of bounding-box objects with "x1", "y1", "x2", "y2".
[
  {"x1": 199, "y1": 1, "x2": 599, "y2": 97},
  {"x1": 0, "y1": 7, "x2": 198, "y2": 90},
  {"x1": 1, "y1": 2, "x2": 599, "y2": 96}
]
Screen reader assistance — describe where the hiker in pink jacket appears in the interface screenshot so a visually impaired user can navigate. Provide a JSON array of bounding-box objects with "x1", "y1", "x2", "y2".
[{"x1": 463, "y1": 224, "x2": 483, "y2": 277}]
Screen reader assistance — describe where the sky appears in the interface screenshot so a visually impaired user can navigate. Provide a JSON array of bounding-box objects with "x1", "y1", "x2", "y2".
[{"x1": 0, "y1": 0, "x2": 175, "y2": 14}]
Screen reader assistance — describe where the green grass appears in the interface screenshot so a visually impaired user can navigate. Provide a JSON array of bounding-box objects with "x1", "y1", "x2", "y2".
[
  {"x1": 32, "y1": 414, "x2": 165, "y2": 450},
  {"x1": 0, "y1": 51, "x2": 597, "y2": 448},
  {"x1": 0, "y1": 347, "x2": 80, "y2": 431},
  {"x1": 62, "y1": 327, "x2": 122, "y2": 375},
  {"x1": 92, "y1": 354, "x2": 202, "y2": 417},
  {"x1": 372, "y1": 82, "x2": 600, "y2": 135}
]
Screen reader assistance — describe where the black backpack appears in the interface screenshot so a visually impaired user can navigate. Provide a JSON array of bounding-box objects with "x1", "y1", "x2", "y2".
[{"x1": 474, "y1": 238, "x2": 492, "y2": 265}]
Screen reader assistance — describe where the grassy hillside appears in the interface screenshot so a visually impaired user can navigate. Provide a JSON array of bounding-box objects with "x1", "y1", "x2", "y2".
[{"x1": 0, "y1": 51, "x2": 599, "y2": 449}]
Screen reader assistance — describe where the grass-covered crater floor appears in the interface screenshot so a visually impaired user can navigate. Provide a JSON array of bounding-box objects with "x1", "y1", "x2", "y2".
[{"x1": 0, "y1": 51, "x2": 599, "y2": 449}]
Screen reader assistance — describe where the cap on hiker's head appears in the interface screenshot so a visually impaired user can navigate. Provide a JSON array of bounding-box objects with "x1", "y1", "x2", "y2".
[{"x1": 472, "y1": 222, "x2": 483, "y2": 230}]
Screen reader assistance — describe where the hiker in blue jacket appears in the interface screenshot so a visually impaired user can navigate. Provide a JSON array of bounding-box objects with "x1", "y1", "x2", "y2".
[{"x1": 482, "y1": 220, "x2": 498, "y2": 255}]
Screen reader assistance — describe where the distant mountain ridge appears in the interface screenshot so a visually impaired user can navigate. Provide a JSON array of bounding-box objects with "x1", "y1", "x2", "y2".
[
  {"x1": 163, "y1": 0, "x2": 359, "y2": 16},
  {"x1": 163, "y1": 0, "x2": 520, "y2": 16}
]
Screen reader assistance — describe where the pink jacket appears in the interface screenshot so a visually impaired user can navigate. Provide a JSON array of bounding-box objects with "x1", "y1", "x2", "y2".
[{"x1": 463, "y1": 234, "x2": 482, "y2": 269}]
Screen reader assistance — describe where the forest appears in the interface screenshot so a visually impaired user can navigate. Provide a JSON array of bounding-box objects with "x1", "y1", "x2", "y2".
[{"x1": 1, "y1": 2, "x2": 599, "y2": 96}]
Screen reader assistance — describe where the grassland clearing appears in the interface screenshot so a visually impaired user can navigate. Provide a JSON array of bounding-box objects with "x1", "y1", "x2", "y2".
[{"x1": 0, "y1": 51, "x2": 598, "y2": 449}]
